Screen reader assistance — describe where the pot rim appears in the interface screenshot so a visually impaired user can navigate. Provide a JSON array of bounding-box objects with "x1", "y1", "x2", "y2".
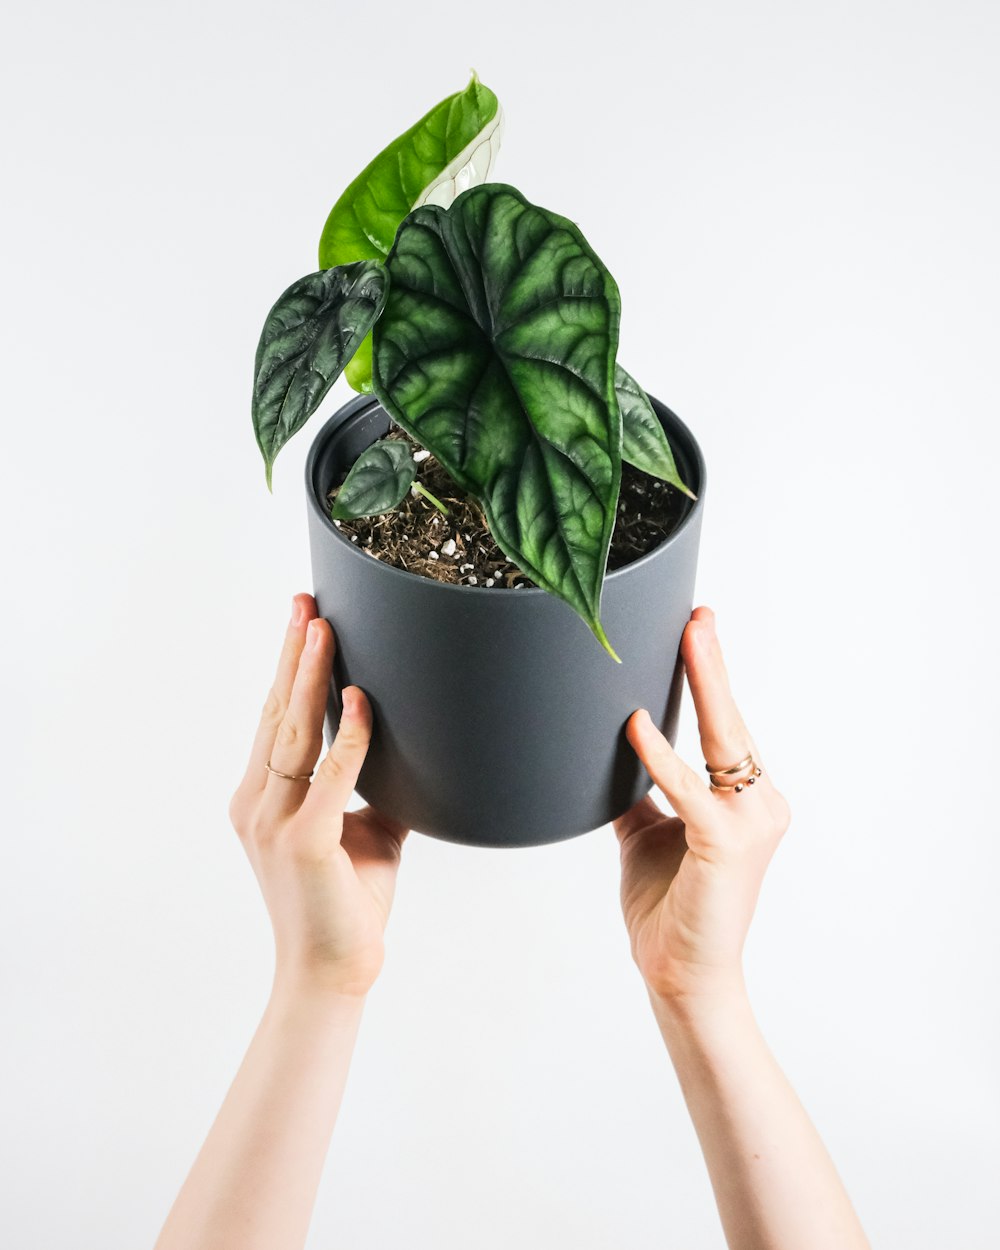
[{"x1": 304, "y1": 391, "x2": 706, "y2": 595}]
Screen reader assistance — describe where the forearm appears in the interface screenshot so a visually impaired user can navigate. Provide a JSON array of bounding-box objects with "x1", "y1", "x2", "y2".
[
  {"x1": 154, "y1": 978, "x2": 367, "y2": 1250},
  {"x1": 650, "y1": 981, "x2": 869, "y2": 1250}
]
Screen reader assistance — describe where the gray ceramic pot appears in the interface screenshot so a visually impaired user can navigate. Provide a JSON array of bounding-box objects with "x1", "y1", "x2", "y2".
[{"x1": 305, "y1": 392, "x2": 706, "y2": 848}]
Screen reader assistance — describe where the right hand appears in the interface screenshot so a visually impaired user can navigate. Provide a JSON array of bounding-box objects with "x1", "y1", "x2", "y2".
[
  {"x1": 228, "y1": 592, "x2": 409, "y2": 1000},
  {"x1": 613, "y1": 606, "x2": 792, "y2": 1004}
]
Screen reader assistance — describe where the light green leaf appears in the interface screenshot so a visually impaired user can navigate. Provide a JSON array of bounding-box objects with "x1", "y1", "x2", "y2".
[
  {"x1": 372, "y1": 183, "x2": 622, "y2": 660},
  {"x1": 616, "y1": 365, "x2": 698, "y2": 500},
  {"x1": 252, "y1": 260, "x2": 388, "y2": 490},
  {"x1": 331, "y1": 438, "x2": 417, "y2": 520},
  {"x1": 319, "y1": 72, "x2": 502, "y2": 393}
]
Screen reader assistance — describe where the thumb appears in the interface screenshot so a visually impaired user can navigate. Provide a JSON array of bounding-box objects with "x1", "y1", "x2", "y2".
[
  {"x1": 303, "y1": 685, "x2": 373, "y2": 824},
  {"x1": 625, "y1": 709, "x2": 714, "y2": 827}
]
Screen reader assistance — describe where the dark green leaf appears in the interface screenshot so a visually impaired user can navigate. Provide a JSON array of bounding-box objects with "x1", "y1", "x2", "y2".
[
  {"x1": 372, "y1": 183, "x2": 622, "y2": 659},
  {"x1": 318, "y1": 72, "x2": 502, "y2": 394},
  {"x1": 331, "y1": 439, "x2": 417, "y2": 520},
  {"x1": 252, "y1": 260, "x2": 388, "y2": 490},
  {"x1": 616, "y1": 366, "x2": 698, "y2": 500}
]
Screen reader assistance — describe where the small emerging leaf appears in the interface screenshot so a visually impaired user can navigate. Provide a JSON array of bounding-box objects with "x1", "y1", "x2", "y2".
[
  {"x1": 252, "y1": 260, "x2": 388, "y2": 490},
  {"x1": 616, "y1": 365, "x2": 697, "y2": 500},
  {"x1": 372, "y1": 183, "x2": 622, "y2": 659},
  {"x1": 319, "y1": 72, "x2": 502, "y2": 393},
  {"x1": 331, "y1": 438, "x2": 417, "y2": 520}
]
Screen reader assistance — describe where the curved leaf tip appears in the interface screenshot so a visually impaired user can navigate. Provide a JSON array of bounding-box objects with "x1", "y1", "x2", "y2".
[
  {"x1": 251, "y1": 259, "x2": 389, "y2": 490},
  {"x1": 591, "y1": 620, "x2": 621, "y2": 663},
  {"x1": 371, "y1": 181, "x2": 623, "y2": 655},
  {"x1": 616, "y1": 365, "x2": 697, "y2": 500}
]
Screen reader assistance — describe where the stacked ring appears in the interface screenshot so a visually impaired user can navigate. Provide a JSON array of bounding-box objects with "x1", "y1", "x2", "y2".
[{"x1": 705, "y1": 753, "x2": 763, "y2": 793}]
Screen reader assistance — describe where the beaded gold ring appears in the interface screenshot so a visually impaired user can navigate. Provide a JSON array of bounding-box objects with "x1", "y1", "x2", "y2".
[{"x1": 705, "y1": 754, "x2": 763, "y2": 793}]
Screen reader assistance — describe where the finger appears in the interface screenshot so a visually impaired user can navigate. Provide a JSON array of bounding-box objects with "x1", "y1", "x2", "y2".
[
  {"x1": 354, "y1": 804, "x2": 410, "y2": 849},
  {"x1": 341, "y1": 807, "x2": 409, "y2": 867},
  {"x1": 612, "y1": 794, "x2": 665, "y2": 844},
  {"x1": 239, "y1": 593, "x2": 316, "y2": 798},
  {"x1": 298, "y1": 686, "x2": 374, "y2": 831},
  {"x1": 260, "y1": 616, "x2": 335, "y2": 821},
  {"x1": 625, "y1": 709, "x2": 717, "y2": 826},
  {"x1": 682, "y1": 607, "x2": 763, "y2": 787}
]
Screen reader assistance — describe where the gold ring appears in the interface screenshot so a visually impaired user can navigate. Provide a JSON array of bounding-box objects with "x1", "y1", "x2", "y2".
[
  {"x1": 705, "y1": 753, "x2": 754, "y2": 777},
  {"x1": 705, "y1": 753, "x2": 763, "y2": 794},
  {"x1": 265, "y1": 759, "x2": 314, "y2": 782}
]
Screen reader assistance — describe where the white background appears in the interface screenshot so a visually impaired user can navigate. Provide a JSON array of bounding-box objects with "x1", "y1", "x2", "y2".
[{"x1": 3, "y1": 1, "x2": 998, "y2": 1246}]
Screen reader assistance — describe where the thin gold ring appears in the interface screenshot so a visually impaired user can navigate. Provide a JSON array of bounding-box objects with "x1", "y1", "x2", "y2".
[
  {"x1": 265, "y1": 758, "x2": 314, "y2": 782},
  {"x1": 705, "y1": 753, "x2": 754, "y2": 777},
  {"x1": 706, "y1": 753, "x2": 763, "y2": 794}
]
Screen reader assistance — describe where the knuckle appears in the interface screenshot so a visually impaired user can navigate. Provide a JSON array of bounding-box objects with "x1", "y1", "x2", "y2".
[
  {"x1": 274, "y1": 715, "x2": 301, "y2": 750},
  {"x1": 336, "y1": 722, "x2": 370, "y2": 753},
  {"x1": 728, "y1": 713, "x2": 750, "y2": 742},
  {"x1": 228, "y1": 790, "x2": 248, "y2": 834},
  {"x1": 677, "y1": 765, "x2": 702, "y2": 797},
  {"x1": 319, "y1": 751, "x2": 347, "y2": 785},
  {"x1": 261, "y1": 687, "x2": 284, "y2": 727},
  {"x1": 770, "y1": 789, "x2": 792, "y2": 837},
  {"x1": 711, "y1": 719, "x2": 749, "y2": 761}
]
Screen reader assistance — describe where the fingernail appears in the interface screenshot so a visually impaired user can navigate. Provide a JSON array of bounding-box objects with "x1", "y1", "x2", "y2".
[
  {"x1": 342, "y1": 686, "x2": 358, "y2": 717},
  {"x1": 291, "y1": 597, "x2": 306, "y2": 627},
  {"x1": 307, "y1": 618, "x2": 323, "y2": 649}
]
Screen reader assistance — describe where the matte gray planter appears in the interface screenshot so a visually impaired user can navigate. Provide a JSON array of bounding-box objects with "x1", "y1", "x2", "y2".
[{"x1": 305, "y1": 393, "x2": 706, "y2": 848}]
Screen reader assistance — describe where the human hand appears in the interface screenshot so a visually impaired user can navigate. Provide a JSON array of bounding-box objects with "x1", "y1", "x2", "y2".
[
  {"x1": 228, "y1": 592, "x2": 408, "y2": 999},
  {"x1": 614, "y1": 606, "x2": 791, "y2": 1006}
]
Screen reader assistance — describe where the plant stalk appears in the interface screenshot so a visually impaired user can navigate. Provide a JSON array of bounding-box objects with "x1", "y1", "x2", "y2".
[{"x1": 414, "y1": 481, "x2": 450, "y2": 516}]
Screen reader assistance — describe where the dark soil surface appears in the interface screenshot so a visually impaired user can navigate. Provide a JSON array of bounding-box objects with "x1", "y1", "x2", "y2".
[{"x1": 325, "y1": 427, "x2": 691, "y2": 588}]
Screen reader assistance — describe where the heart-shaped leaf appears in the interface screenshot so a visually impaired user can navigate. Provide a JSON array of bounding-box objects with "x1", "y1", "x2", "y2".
[
  {"x1": 616, "y1": 365, "x2": 698, "y2": 500},
  {"x1": 330, "y1": 438, "x2": 417, "y2": 520},
  {"x1": 372, "y1": 183, "x2": 622, "y2": 659},
  {"x1": 252, "y1": 260, "x2": 388, "y2": 490},
  {"x1": 318, "y1": 72, "x2": 502, "y2": 394}
]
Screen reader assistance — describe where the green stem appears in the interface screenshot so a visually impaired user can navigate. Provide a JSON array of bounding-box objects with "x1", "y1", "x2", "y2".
[{"x1": 414, "y1": 481, "x2": 450, "y2": 516}]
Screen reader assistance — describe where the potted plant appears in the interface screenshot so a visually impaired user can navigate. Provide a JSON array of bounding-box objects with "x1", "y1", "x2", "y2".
[{"x1": 251, "y1": 73, "x2": 707, "y2": 848}]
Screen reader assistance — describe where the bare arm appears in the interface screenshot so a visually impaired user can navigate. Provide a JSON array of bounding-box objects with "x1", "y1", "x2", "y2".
[
  {"x1": 650, "y1": 985, "x2": 867, "y2": 1249},
  {"x1": 155, "y1": 594, "x2": 408, "y2": 1250},
  {"x1": 615, "y1": 607, "x2": 869, "y2": 1250},
  {"x1": 155, "y1": 984, "x2": 365, "y2": 1250}
]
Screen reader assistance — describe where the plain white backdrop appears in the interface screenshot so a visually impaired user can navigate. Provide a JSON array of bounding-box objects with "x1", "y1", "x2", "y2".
[{"x1": 3, "y1": 0, "x2": 998, "y2": 1245}]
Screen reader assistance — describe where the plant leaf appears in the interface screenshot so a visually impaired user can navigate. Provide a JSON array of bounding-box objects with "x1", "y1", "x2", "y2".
[
  {"x1": 330, "y1": 438, "x2": 417, "y2": 520},
  {"x1": 616, "y1": 365, "x2": 698, "y2": 500},
  {"x1": 252, "y1": 260, "x2": 388, "y2": 490},
  {"x1": 319, "y1": 72, "x2": 502, "y2": 394},
  {"x1": 372, "y1": 183, "x2": 623, "y2": 660}
]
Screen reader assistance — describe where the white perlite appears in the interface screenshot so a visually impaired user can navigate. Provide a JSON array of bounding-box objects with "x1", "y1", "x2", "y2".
[{"x1": 440, "y1": 538, "x2": 457, "y2": 557}]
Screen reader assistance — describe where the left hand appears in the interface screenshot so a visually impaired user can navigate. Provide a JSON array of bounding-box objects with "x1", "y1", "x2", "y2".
[
  {"x1": 614, "y1": 606, "x2": 791, "y2": 1005},
  {"x1": 228, "y1": 592, "x2": 409, "y2": 999}
]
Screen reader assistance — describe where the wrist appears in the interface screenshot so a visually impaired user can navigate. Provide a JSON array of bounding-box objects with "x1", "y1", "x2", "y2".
[
  {"x1": 272, "y1": 942, "x2": 385, "y2": 1005},
  {"x1": 270, "y1": 965, "x2": 373, "y2": 1017},
  {"x1": 646, "y1": 968, "x2": 752, "y2": 1034}
]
